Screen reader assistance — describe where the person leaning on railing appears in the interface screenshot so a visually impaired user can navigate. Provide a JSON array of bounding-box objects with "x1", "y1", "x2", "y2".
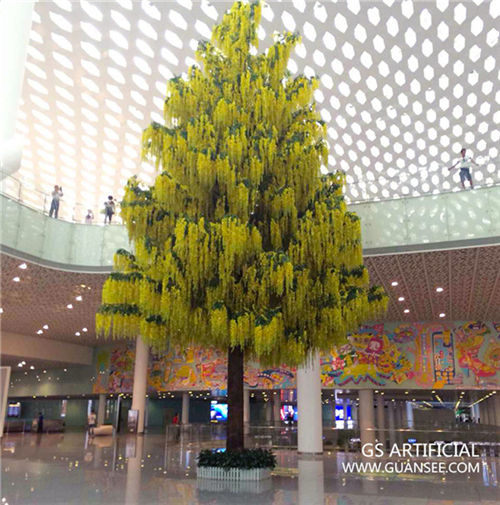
[{"x1": 49, "y1": 185, "x2": 63, "y2": 218}]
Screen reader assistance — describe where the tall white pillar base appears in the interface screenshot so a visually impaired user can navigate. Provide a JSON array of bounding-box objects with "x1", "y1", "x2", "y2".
[
  {"x1": 97, "y1": 394, "x2": 106, "y2": 426},
  {"x1": 359, "y1": 389, "x2": 376, "y2": 454},
  {"x1": 297, "y1": 352, "x2": 323, "y2": 455},
  {"x1": 243, "y1": 388, "x2": 250, "y2": 435},
  {"x1": 181, "y1": 392, "x2": 190, "y2": 425},
  {"x1": 376, "y1": 395, "x2": 386, "y2": 447},
  {"x1": 125, "y1": 436, "x2": 144, "y2": 505},
  {"x1": 298, "y1": 458, "x2": 324, "y2": 505},
  {"x1": 131, "y1": 337, "x2": 149, "y2": 434},
  {"x1": 273, "y1": 391, "x2": 281, "y2": 426},
  {"x1": 406, "y1": 401, "x2": 414, "y2": 429}
]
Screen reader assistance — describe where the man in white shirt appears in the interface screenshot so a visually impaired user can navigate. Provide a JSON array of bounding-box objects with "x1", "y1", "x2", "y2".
[
  {"x1": 448, "y1": 148, "x2": 478, "y2": 189},
  {"x1": 49, "y1": 185, "x2": 63, "y2": 218}
]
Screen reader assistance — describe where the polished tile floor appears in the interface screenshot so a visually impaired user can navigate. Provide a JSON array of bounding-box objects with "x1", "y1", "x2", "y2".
[{"x1": 1, "y1": 432, "x2": 499, "y2": 504}]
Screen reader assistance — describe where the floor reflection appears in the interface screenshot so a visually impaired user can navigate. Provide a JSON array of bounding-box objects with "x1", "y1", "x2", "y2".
[{"x1": 1, "y1": 432, "x2": 499, "y2": 504}]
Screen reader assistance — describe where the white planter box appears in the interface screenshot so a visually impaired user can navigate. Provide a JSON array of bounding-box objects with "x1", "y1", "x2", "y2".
[{"x1": 197, "y1": 466, "x2": 272, "y2": 481}]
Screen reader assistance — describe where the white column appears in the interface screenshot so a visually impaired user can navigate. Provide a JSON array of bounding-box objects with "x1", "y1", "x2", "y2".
[
  {"x1": 359, "y1": 389, "x2": 376, "y2": 452},
  {"x1": 351, "y1": 402, "x2": 358, "y2": 429},
  {"x1": 131, "y1": 337, "x2": 149, "y2": 434},
  {"x1": 243, "y1": 389, "x2": 250, "y2": 424},
  {"x1": 297, "y1": 351, "x2": 323, "y2": 454},
  {"x1": 488, "y1": 399, "x2": 496, "y2": 426},
  {"x1": 298, "y1": 458, "x2": 324, "y2": 505},
  {"x1": 494, "y1": 395, "x2": 500, "y2": 427},
  {"x1": 0, "y1": 1, "x2": 34, "y2": 179},
  {"x1": 273, "y1": 392, "x2": 281, "y2": 425},
  {"x1": 388, "y1": 401, "x2": 396, "y2": 448},
  {"x1": 125, "y1": 435, "x2": 144, "y2": 505},
  {"x1": 406, "y1": 401, "x2": 414, "y2": 429},
  {"x1": 0, "y1": 367, "x2": 11, "y2": 437},
  {"x1": 265, "y1": 399, "x2": 272, "y2": 424},
  {"x1": 376, "y1": 395, "x2": 386, "y2": 447},
  {"x1": 181, "y1": 392, "x2": 190, "y2": 425},
  {"x1": 97, "y1": 394, "x2": 106, "y2": 426}
]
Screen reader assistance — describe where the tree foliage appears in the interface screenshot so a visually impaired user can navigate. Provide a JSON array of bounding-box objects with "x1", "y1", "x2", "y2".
[{"x1": 96, "y1": 1, "x2": 387, "y2": 366}]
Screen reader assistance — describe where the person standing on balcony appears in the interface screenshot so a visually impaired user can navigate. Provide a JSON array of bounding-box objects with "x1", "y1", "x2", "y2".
[
  {"x1": 104, "y1": 196, "x2": 115, "y2": 224},
  {"x1": 448, "y1": 148, "x2": 478, "y2": 190},
  {"x1": 85, "y1": 209, "x2": 94, "y2": 224},
  {"x1": 49, "y1": 185, "x2": 63, "y2": 218}
]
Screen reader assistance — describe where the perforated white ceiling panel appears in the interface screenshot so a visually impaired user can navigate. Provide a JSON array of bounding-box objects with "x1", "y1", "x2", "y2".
[{"x1": 15, "y1": 0, "x2": 500, "y2": 212}]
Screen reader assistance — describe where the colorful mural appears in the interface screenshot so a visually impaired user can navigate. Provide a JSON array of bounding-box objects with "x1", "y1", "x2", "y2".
[{"x1": 93, "y1": 321, "x2": 500, "y2": 393}]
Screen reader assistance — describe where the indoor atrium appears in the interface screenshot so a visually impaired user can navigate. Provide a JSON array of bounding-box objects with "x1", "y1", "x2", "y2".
[{"x1": 0, "y1": 1, "x2": 499, "y2": 504}]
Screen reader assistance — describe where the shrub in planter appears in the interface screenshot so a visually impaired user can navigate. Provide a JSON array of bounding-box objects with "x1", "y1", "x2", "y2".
[{"x1": 197, "y1": 448, "x2": 277, "y2": 470}]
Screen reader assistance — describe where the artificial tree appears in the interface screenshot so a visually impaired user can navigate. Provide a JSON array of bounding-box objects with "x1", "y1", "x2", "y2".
[{"x1": 96, "y1": 1, "x2": 387, "y2": 452}]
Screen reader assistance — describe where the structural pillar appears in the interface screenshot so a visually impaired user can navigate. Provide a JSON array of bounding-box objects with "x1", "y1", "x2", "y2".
[
  {"x1": 125, "y1": 435, "x2": 144, "y2": 505},
  {"x1": 243, "y1": 388, "x2": 250, "y2": 434},
  {"x1": 181, "y1": 392, "x2": 190, "y2": 425},
  {"x1": 494, "y1": 395, "x2": 500, "y2": 427},
  {"x1": 488, "y1": 399, "x2": 497, "y2": 426},
  {"x1": 342, "y1": 400, "x2": 348, "y2": 429},
  {"x1": 97, "y1": 394, "x2": 106, "y2": 426},
  {"x1": 0, "y1": 1, "x2": 34, "y2": 179},
  {"x1": 298, "y1": 458, "x2": 324, "y2": 505},
  {"x1": 359, "y1": 389, "x2": 376, "y2": 453},
  {"x1": 405, "y1": 401, "x2": 414, "y2": 429},
  {"x1": 273, "y1": 391, "x2": 281, "y2": 426},
  {"x1": 387, "y1": 401, "x2": 396, "y2": 448},
  {"x1": 265, "y1": 399, "x2": 273, "y2": 424},
  {"x1": 131, "y1": 337, "x2": 149, "y2": 434},
  {"x1": 351, "y1": 402, "x2": 358, "y2": 429},
  {"x1": 376, "y1": 395, "x2": 386, "y2": 448},
  {"x1": 297, "y1": 352, "x2": 323, "y2": 454}
]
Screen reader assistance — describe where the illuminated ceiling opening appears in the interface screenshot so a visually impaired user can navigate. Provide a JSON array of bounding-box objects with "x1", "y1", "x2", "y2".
[{"x1": 15, "y1": 0, "x2": 500, "y2": 211}]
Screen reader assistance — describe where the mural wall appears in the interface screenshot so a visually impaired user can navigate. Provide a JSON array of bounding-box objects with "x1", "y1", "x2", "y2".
[{"x1": 93, "y1": 321, "x2": 500, "y2": 393}]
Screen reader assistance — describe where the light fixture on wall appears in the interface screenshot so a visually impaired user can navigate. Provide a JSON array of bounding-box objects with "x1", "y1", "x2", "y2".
[
  {"x1": 436, "y1": 287, "x2": 444, "y2": 292},
  {"x1": 391, "y1": 281, "x2": 398, "y2": 286}
]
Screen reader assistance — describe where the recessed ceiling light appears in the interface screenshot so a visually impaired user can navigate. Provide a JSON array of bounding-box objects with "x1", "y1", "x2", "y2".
[
  {"x1": 13, "y1": 276, "x2": 20, "y2": 282},
  {"x1": 439, "y1": 313, "x2": 446, "y2": 318},
  {"x1": 391, "y1": 281, "x2": 398, "y2": 286},
  {"x1": 75, "y1": 295, "x2": 83, "y2": 301},
  {"x1": 43, "y1": 324, "x2": 49, "y2": 330},
  {"x1": 67, "y1": 304, "x2": 73, "y2": 309},
  {"x1": 0, "y1": 308, "x2": 3, "y2": 314},
  {"x1": 82, "y1": 327, "x2": 88, "y2": 332},
  {"x1": 37, "y1": 330, "x2": 43, "y2": 334},
  {"x1": 398, "y1": 296, "x2": 405, "y2": 301},
  {"x1": 30, "y1": 365, "x2": 35, "y2": 370},
  {"x1": 436, "y1": 287, "x2": 444, "y2": 292},
  {"x1": 17, "y1": 362, "x2": 23, "y2": 367},
  {"x1": 404, "y1": 309, "x2": 410, "y2": 313},
  {"x1": 75, "y1": 332, "x2": 80, "y2": 336},
  {"x1": 18, "y1": 263, "x2": 27, "y2": 269},
  {"x1": 43, "y1": 370, "x2": 47, "y2": 373},
  {"x1": 64, "y1": 369, "x2": 67, "y2": 372},
  {"x1": 80, "y1": 284, "x2": 86, "y2": 288},
  {"x1": 21, "y1": 361, "x2": 26, "y2": 365}
]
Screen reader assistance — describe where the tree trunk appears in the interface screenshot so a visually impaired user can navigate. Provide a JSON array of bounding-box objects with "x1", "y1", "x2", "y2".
[{"x1": 226, "y1": 345, "x2": 244, "y2": 451}]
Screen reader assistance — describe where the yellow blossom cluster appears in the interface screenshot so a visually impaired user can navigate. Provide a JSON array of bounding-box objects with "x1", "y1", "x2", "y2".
[{"x1": 96, "y1": 1, "x2": 387, "y2": 365}]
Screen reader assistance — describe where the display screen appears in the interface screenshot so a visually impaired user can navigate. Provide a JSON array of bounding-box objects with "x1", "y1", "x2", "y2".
[
  {"x1": 7, "y1": 403, "x2": 21, "y2": 417},
  {"x1": 210, "y1": 401, "x2": 228, "y2": 422},
  {"x1": 335, "y1": 405, "x2": 353, "y2": 429},
  {"x1": 280, "y1": 404, "x2": 298, "y2": 422}
]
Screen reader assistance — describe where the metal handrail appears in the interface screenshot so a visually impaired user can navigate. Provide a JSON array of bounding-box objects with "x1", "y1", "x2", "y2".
[{"x1": 0, "y1": 174, "x2": 122, "y2": 226}]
